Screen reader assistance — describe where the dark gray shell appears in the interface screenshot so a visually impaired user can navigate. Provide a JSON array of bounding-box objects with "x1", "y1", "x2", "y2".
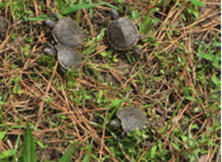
[
  {"x1": 107, "y1": 17, "x2": 139, "y2": 50},
  {"x1": 53, "y1": 17, "x2": 83, "y2": 48},
  {"x1": 116, "y1": 107, "x2": 147, "y2": 133},
  {"x1": 55, "y1": 44, "x2": 82, "y2": 70}
]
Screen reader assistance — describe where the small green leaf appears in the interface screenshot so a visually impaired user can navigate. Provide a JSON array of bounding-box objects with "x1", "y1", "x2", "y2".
[
  {"x1": 192, "y1": 10, "x2": 199, "y2": 18},
  {"x1": 191, "y1": 124, "x2": 199, "y2": 129},
  {"x1": 100, "y1": 51, "x2": 107, "y2": 57},
  {"x1": 150, "y1": 145, "x2": 157, "y2": 159},
  {"x1": 181, "y1": 135, "x2": 188, "y2": 143},
  {"x1": 0, "y1": 149, "x2": 15, "y2": 159},
  {"x1": 23, "y1": 122, "x2": 36, "y2": 162},
  {"x1": 0, "y1": 101, "x2": 5, "y2": 105},
  {"x1": 0, "y1": 130, "x2": 7, "y2": 141},
  {"x1": 12, "y1": 86, "x2": 24, "y2": 94},
  {"x1": 184, "y1": 96, "x2": 197, "y2": 102},
  {"x1": 211, "y1": 75, "x2": 220, "y2": 86},
  {"x1": 36, "y1": 140, "x2": 46, "y2": 148},
  {"x1": 109, "y1": 99, "x2": 123, "y2": 109},
  {"x1": 199, "y1": 53, "x2": 213, "y2": 61},
  {"x1": 45, "y1": 97, "x2": 52, "y2": 105},
  {"x1": 148, "y1": 8, "x2": 159, "y2": 13},
  {"x1": 171, "y1": 142, "x2": 180, "y2": 150},
  {"x1": 212, "y1": 41, "x2": 221, "y2": 47},
  {"x1": 141, "y1": 14, "x2": 151, "y2": 33},
  {"x1": 57, "y1": 145, "x2": 75, "y2": 162},
  {"x1": 190, "y1": 0, "x2": 205, "y2": 6},
  {"x1": 212, "y1": 52, "x2": 221, "y2": 69},
  {"x1": 81, "y1": 154, "x2": 90, "y2": 162},
  {"x1": 212, "y1": 60, "x2": 220, "y2": 69},
  {"x1": 181, "y1": 13, "x2": 186, "y2": 21},
  {"x1": 97, "y1": 90, "x2": 104, "y2": 103}
]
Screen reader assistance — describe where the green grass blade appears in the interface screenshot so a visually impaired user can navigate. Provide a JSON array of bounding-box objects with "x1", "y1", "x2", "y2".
[
  {"x1": 62, "y1": 2, "x2": 116, "y2": 15},
  {"x1": 89, "y1": 0, "x2": 93, "y2": 18},
  {"x1": 13, "y1": 134, "x2": 21, "y2": 161},
  {"x1": 23, "y1": 122, "x2": 36, "y2": 162},
  {"x1": 0, "y1": 134, "x2": 20, "y2": 160},
  {"x1": 57, "y1": 145, "x2": 75, "y2": 162},
  {"x1": 106, "y1": 99, "x2": 124, "y2": 122},
  {"x1": 57, "y1": 0, "x2": 63, "y2": 11},
  {"x1": 163, "y1": 98, "x2": 184, "y2": 134},
  {"x1": 0, "y1": 130, "x2": 7, "y2": 141},
  {"x1": 150, "y1": 145, "x2": 157, "y2": 159},
  {"x1": 25, "y1": 14, "x2": 48, "y2": 21}
]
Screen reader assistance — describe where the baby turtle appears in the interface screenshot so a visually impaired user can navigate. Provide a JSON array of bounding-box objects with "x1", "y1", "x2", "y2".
[
  {"x1": 0, "y1": 15, "x2": 9, "y2": 40},
  {"x1": 43, "y1": 43, "x2": 82, "y2": 71},
  {"x1": 43, "y1": 13, "x2": 83, "y2": 48},
  {"x1": 109, "y1": 107, "x2": 147, "y2": 134},
  {"x1": 107, "y1": 8, "x2": 140, "y2": 54}
]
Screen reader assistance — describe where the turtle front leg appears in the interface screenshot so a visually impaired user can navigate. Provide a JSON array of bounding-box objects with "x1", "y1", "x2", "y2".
[{"x1": 133, "y1": 46, "x2": 142, "y2": 55}]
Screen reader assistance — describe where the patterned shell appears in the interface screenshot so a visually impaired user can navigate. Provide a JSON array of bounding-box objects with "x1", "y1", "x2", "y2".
[
  {"x1": 107, "y1": 17, "x2": 138, "y2": 50},
  {"x1": 116, "y1": 107, "x2": 147, "y2": 133},
  {"x1": 55, "y1": 44, "x2": 82, "y2": 70},
  {"x1": 53, "y1": 17, "x2": 83, "y2": 48}
]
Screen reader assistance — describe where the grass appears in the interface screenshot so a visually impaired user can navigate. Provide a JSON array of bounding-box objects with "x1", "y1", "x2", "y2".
[{"x1": 0, "y1": 0, "x2": 221, "y2": 161}]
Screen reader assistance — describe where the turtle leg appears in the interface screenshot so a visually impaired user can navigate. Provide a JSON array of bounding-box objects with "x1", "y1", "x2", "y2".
[
  {"x1": 43, "y1": 19, "x2": 56, "y2": 28},
  {"x1": 110, "y1": 46, "x2": 118, "y2": 54},
  {"x1": 57, "y1": 64, "x2": 66, "y2": 77},
  {"x1": 133, "y1": 46, "x2": 142, "y2": 55},
  {"x1": 120, "y1": 131, "x2": 126, "y2": 140}
]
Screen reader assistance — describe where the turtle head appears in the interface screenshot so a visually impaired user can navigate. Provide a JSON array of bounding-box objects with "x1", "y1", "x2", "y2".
[
  {"x1": 43, "y1": 12, "x2": 60, "y2": 27},
  {"x1": 108, "y1": 118, "x2": 121, "y2": 130},
  {"x1": 110, "y1": 8, "x2": 119, "y2": 20},
  {"x1": 108, "y1": 118, "x2": 126, "y2": 139},
  {"x1": 43, "y1": 42, "x2": 57, "y2": 57},
  {"x1": 43, "y1": 19, "x2": 56, "y2": 28},
  {"x1": 122, "y1": 6, "x2": 127, "y2": 16}
]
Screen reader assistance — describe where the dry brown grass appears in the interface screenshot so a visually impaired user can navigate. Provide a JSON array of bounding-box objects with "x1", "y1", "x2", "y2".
[{"x1": 0, "y1": 0, "x2": 220, "y2": 161}]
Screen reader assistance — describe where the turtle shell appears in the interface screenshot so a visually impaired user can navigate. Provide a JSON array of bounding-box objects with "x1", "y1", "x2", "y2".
[
  {"x1": 0, "y1": 16, "x2": 9, "y2": 39},
  {"x1": 107, "y1": 17, "x2": 139, "y2": 50},
  {"x1": 55, "y1": 44, "x2": 82, "y2": 70},
  {"x1": 116, "y1": 107, "x2": 147, "y2": 133},
  {"x1": 53, "y1": 17, "x2": 83, "y2": 48}
]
